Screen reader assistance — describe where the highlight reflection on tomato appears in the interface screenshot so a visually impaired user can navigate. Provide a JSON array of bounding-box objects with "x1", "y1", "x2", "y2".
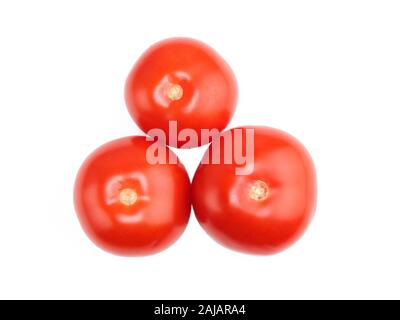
[
  {"x1": 74, "y1": 136, "x2": 191, "y2": 256},
  {"x1": 125, "y1": 37, "x2": 238, "y2": 148},
  {"x1": 192, "y1": 126, "x2": 317, "y2": 255}
]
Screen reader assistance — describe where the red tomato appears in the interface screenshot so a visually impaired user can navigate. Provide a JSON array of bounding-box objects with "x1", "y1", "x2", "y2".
[
  {"x1": 192, "y1": 126, "x2": 317, "y2": 255},
  {"x1": 74, "y1": 136, "x2": 191, "y2": 256},
  {"x1": 125, "y1": 37, "x2": 238, "y2": 148}
]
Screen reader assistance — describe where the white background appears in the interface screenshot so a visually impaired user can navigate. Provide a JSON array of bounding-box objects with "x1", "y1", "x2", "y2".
[{"x1": 0, "y1": 1, "x2": 399, "y2": 300}]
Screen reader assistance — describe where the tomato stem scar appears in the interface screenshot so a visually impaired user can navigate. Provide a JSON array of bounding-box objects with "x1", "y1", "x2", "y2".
[
  {"x1": 248, "y1": 180, "x2": 269, "y2": 201},
  {"x1": 119, "y1": 188, "x2": 138, "y2": 206},
  {"x1": 167, "y1": 83, "x2": 183, "y2": 101}
]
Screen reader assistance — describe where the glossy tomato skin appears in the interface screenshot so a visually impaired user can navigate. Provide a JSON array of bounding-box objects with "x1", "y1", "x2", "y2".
[
  {"x1": 74, "y1": 136, "x2": 191, "y2": 256},
  {"x1": 192, "y1": 126, "x2": 317, "y2": 255},
  {"x1": 125, "y1": 38, "x2": 238, "y2": 148}
]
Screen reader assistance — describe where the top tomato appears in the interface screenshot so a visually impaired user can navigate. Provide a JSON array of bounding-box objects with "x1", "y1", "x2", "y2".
[{"x1": 125, "y1": 38, "x2": 238, "y2": 148}]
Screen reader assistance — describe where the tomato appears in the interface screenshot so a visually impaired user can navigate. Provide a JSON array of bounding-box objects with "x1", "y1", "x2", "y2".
[
  {"x1": 125, "y1": 37, "x2": 238, "y2": 148},
  {"x1": 192, "y1": 126, "x2": 317, "y2": 255},
  {"x1": 74, "y1": 136, "x2": 191, "y2": 256}
]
